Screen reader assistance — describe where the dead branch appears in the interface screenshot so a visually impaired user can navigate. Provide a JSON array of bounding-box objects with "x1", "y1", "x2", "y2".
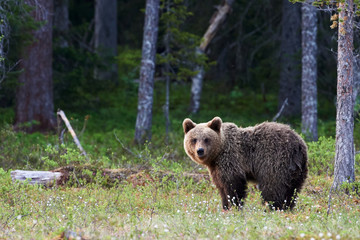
[
  {"x1": 113, "y1": 131, "x2": 142, "y2": 159},
  {"x1": 272, "y1": 98, "x2": 288, "y2": 122},
  {"x1": 199, "y1": 0, "x2": 234, "y2": 51},
  {"x1": 78, "y1": 115, "x2": 90, "y2": 138},
  {"x1": 57, "y1": 109, "x2": 88, "y2": 159}
]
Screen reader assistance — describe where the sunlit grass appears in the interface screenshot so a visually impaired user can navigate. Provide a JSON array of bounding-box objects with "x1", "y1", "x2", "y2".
[{"x1": 1, "y1": 170, "x2": 359, "y2": 239}]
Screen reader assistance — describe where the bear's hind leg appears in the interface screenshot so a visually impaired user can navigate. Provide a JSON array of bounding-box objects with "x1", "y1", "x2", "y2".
[
  {"x1": 284, "y1": 187, "x2": 299, "y2": 210},
  {"x1": 260, "y1": 186, "x2": 298, "y2": 210}
]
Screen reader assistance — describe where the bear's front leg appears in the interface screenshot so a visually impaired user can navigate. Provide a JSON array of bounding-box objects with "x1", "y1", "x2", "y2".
[
  {"x1": 218, "y1": 186, "x2": 230, "y2": 210},
  {"x1": 224, "y1": 177, "x2": 247, "y2": 210}
]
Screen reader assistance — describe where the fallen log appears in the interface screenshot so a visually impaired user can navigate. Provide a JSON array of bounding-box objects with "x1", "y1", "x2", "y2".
[
  {"x1": 11, "y1": 170, "x2": 63, "y2": 186},
  {"x1": 10, "y1": 167, "x2": 210, "y2": 187}
]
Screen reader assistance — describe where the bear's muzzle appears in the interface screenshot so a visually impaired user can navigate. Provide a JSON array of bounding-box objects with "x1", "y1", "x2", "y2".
[{"x1": 197, "y1": 148, "x2": 205, "y2": 157}]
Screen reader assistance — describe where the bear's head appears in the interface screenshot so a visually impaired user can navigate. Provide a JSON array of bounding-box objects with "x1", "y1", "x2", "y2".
[{"x1": 183, "y1": 117, "x2": 223, "y2": 166}]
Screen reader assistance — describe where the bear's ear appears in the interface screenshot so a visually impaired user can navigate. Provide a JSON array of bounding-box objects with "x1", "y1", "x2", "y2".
[
  {"x1": 183, "y1": 118, "x2": 196, "y2": 134},
  {"x1": 208, "y1": 117, "x2": 222, "y2": 133}
]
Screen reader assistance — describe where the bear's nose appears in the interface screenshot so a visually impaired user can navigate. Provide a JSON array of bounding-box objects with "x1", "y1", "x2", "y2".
[{"x1": 197, "y1": 148, "x2": 204, "y2": 157}]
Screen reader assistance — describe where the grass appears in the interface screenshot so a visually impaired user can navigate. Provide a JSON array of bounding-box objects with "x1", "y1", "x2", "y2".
[
  {"x1": 1, "y1": 84, "x2": 360, "y2": 239},
  {"x1": 0, "y1": 170, "x2": 359, "y2": 239}
]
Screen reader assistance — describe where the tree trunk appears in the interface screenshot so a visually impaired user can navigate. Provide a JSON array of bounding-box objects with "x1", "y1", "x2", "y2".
[
  {"x1": 333, "y1": 0, "x2": 355, "y2": 190},
  {"x1": 94, "y1": 0, "x2": 118, "y2": 81},
  {"x1": 164, "y1": 28, "x2": 171, "y2": 145},
  {"x1": 15, "y1": 0, "x2": 56, "y2": 133},
  {"x1": 134, "y1": 0, "x2": 160, "y2": 145},
  {"x1": 0, "y1": 2, "x2": 10, "y2": 86},
  {"x1": 53, "y1": 0, "x2": 69, "y2": 48},
  {"x1": 190, "y1": 54, "x2": 205, "y2": 114},
  {"x1": 278, "y1": 0, "x2": 301, "y2": 118},
  {"x1": 189, "y1": 0, "x2": 234, "y2": 114},
  {"x1": 301, "y1": 2, "x2": 318, "y2": 141}
]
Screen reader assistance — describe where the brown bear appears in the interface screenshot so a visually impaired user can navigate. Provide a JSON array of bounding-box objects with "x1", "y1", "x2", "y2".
[{"x1": 183, "y1": 117, "x2": 308, "y2": 210}]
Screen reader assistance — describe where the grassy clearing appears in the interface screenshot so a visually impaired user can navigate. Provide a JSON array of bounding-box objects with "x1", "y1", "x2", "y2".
[
  {"x1": 1, "y1": 86, "x2": 360, "y2": 239},
  {"x1": 1, "y1": 169, "x2": 359, "y2": 239},
  {"x1": 1, "y1": 120, "x2": 360, "y2": 239}
]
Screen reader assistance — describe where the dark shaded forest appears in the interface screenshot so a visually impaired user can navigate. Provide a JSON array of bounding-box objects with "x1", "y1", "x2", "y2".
[{"x1": 0, "y1": 0, "x2": 358, "y2": 172}]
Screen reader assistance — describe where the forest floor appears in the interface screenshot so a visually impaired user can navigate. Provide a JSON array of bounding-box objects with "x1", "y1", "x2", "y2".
[
  {"x1": 1, "y1": 169, "x2": 359, "y2": 240},
  {"x1": 1, "y1": 87, "x2": 360, "y2": 239}
]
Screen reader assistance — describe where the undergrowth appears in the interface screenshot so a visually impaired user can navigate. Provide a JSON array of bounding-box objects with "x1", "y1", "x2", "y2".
[
  {"x1": 1, "y1": 85, "x2": 360, "y2": 239},
  {"x1": 0, "y1": 168, "x2": 359, "y2": 239}
]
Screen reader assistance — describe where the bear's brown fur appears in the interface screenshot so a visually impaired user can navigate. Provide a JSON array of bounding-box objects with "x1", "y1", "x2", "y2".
[{"x1": 183, "y1": 117, "x2": 308, "y2": 210}]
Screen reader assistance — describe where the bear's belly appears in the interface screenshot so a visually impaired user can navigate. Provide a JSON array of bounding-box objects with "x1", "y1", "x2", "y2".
[{"x1": 246, "y1": 172, "x2": 257, "y2": 182}]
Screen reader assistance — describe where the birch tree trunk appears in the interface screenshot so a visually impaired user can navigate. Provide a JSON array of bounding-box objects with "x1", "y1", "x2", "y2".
[
  {"x1": 333, "y1": 0, "x2": 355, "y2": 190},
  {"x1": 94, "y1": 0, "x2": 118, "y2": 81},
  {"x1": 15, "y1": 0, "x2": 56, "y2": 133},
  {"x1": 278, "y1": 0, "x2": 301, "y2": 117},
  {"x1": 190, "y1": 49, "x2": 205, "y2": 114},
  {"x1": 134, "y1": 0, "x2": 160, "y2": 145},
  {"x1": 189, "y1": 0, "x2": 234, "y2": 114},
  {"x1": 301, "y1": 2, "x2": 318, "y2": 141}
]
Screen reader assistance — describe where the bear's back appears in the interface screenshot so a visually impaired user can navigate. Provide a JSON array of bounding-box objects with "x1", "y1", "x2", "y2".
[{"x1": 219, "y1": 121, "x2": 307, "y2": 181}]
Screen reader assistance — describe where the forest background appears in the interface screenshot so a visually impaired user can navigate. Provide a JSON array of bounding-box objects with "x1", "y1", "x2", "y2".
[
  {"x1": 0, "y1": 0, "x2": 360, "y2": 239},
  {"x1": 0, "y1": 0, "x2": 352, "y2": 164}
]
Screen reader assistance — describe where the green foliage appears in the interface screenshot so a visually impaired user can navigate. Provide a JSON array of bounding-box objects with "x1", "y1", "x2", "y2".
[
  {"x1": 307, "y1": 135, "x2": 360, "y2": 176},
  {"x1": 0, "y1": 125, "x2": 22, "y2": 169},
  {"x1": 157, "y1": 0, "x2": 212, "y2": 82},
  {"x1": 116, "y1": 46, "x2": 141, "y2": 85},
  {"x1": 41, "y1": 144, "x2": 88, "y2": 170},
  {"x1": 340, "y1": 180, "x2": 360, "y2": 195},
  {"x1": 0, "y1": 1, "x2": 41, "y2": 106},
  {"x1": 53, "y1": 36, "x2": 111, "y2": 110},
  {"x1": 307, "y1": 136, "x2": 336, "y2": 176},
  {"x1": 4, "y1": 1, "x2": 40, "y2": 49},
  {"x1": 0, "y1": 124, "x2": 58, "y2": 169}
]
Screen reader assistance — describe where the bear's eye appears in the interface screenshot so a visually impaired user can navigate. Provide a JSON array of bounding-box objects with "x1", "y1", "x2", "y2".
[
  {"x1": 191, "y1": 138, "x2": 197, "y2": 144},
  {"x1": 204, "y1": 138, "x2": 210, "y2": 144}
]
